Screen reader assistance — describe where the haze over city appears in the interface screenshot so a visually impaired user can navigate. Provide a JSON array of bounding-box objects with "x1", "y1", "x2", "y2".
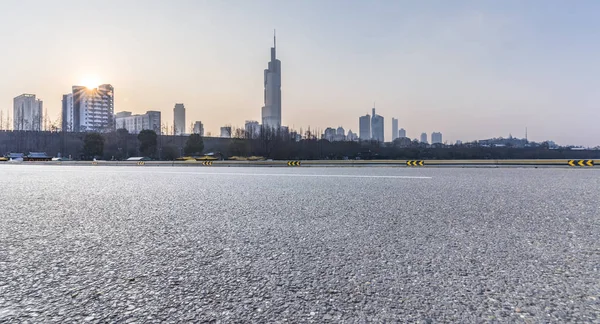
[{"x1": 1, "y1": 0, "x2": 599, "y2": 146}]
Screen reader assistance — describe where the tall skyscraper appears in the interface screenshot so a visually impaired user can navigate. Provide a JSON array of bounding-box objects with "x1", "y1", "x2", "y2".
[
  {"x1": 261, "y1": 31, "x2": 282, "y2": 129},
  {"x1": 115, "y1": 111, "x2": 161, "y2": 134},
  {"x1": 391, "y1": 118, "x2": 398, "y2": 141},
  {"x1": 420, "y1": 132, "x2": 428, "y2": 144},
  {"x1": 13, "y1": 94, "x2": 43, "y2": 131},
  {"x1": 193, "y1": 121, "x2": 204, "y2": 136},
  {"x1": 431, "y1": 132, "x2": 443, "y2": 144},
  {"x1": 62, "y1": 84, "x2": 114, "y2": 132},
  {"x1": 399, "y1": 128, "x2": 406, "y2": 138},
  {"x1": 359, "y1": 114, "x2": 371, "y2": 140},
  {"x1": 173, "y1": 103, "x2": 185, "y2": 135},
  {"x1": 371, "y1": 108, "x2": 384, "y2": 142}
]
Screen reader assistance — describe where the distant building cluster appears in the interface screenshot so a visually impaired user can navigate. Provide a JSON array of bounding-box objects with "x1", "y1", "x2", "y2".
[
  {"x1": 321, "y1": 126, "x2": 358, "y2": 142},
  {"x1": 9, "y1": 32, "x2": 576, "y2": 149},
  {"x1": 9, "y1": 33, "x2": 449, "y2": 145},
  {"x1": 354, "y1": 106, "x2": 446, "y2": 145},
  {"x1": 477, "y1": 134, "x2": 529, "y2": 148}
]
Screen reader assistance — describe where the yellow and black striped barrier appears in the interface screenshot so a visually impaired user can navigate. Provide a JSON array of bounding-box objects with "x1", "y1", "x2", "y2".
[
  {"x1": 406, "y1": 160, "x2": 424, "y2": 166},
  {"x1": 568, "y1": 160, "x2": 594, "y2": 167},
  {"x1": 202, "y1": 161, "x2": 213, "y2": 166},
  {"x1": 137, "y1": 161, "x2": 145, "y2": 166},
  {"x1": 287, "y1": 161, "x2": 301, "y2": 166}
]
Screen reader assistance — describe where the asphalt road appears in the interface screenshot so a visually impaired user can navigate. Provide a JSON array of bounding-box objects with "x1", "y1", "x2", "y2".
[{"x1": 0, "y1": 165, "x2": 599, "y2": 323}]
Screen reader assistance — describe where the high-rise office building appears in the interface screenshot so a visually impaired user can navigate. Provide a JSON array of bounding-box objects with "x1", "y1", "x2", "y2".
[
  {"x1": 261, "y1": 31, "x2": 282, "y2": 129},
  {"x1": 391, "y1": 118, "x2": 398, "y2": 141},
  {"x1": 371, "y1": 108, "x2": 384, "y2": 142},
  {"x1": 245, "y1": 120, "x2": 260, "y2": 139},
  {"x1": 420, "y1": 132, "x2": 428, "y2": 144},
  {"x1": 359, "y1": 114, "x2": 371, "y2": 140},
  {"x1": 431, "y1": 132, "x2": 443, "y2": 144},
  {"x1": 62, "y1": 84, "x2": 114, "y2": 132},
  {"x1": 61, "y1": 94, "x2": 71, "y2": 132},
  {"x1": 13, "y1": 94, "x2": 43, "y2": 131},
  {"x1": 173, "y1": 103, "x2": 185, "y2": 135},
  {"x1": 193, "y1": 121, "x2": 204, "y2": 136},
  {"x1": 399, "y1": 128, "x2": 406, "y2": 138},
  {"x1": 115, "y1": 111, "x2": 161, "y2": 134}
]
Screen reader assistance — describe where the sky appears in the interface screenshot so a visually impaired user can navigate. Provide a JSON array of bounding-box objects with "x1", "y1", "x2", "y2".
[{"x1": 1, "y1": 0, "x2": 599, "y2": 146}]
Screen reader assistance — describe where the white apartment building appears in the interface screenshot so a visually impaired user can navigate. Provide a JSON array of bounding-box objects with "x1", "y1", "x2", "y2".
[
  {"x1": 62, "y1": 84, "x2": 114, "y2": 132},
  {"x1": 115, "y1": 111, "x2": 161, "y2": 134}
]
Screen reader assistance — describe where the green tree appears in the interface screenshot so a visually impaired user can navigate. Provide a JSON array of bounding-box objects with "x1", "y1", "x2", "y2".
[
  {"x1": 116, "y1": 128, "x2": 129, "y2": 159},
  {"x1": 83, "y1": 132, "x2": 105, "y2": 159},
  {"x1": 184, "y1": 134, "x2": 204, "y2": 155},
  {"x1": 162, "y1": 145, "x2": 179, "y2": 160},
  {"x1": 229, "y1": 138, "x2": 250, "y2": 157},
  {"x1": 137, "y1": 129, "x2": 157, "y2": 158}
]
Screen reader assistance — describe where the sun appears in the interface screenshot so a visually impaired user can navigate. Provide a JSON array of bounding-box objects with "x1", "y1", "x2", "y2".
[{"x1": 80, "y1": 76, "x2": 101, "y2": 89}]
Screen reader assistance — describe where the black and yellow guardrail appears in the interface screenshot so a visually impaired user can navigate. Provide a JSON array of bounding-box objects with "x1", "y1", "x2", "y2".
[
  {"x1": 568, "y1": 160, "x2": 594, "y2": 167},
  {"x1": 406, "y1": 160, "x2": 424, "y2": 166},
  {"x1": 7, "y1": 159, "x2": 600, "y2": 167}
]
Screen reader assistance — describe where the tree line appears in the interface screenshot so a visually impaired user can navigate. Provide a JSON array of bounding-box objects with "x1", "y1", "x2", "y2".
[
  {"x1": 79, "y1": 127, "x2": 599, "y2": 161},
  {"x1": 82, "y1": 129, "x2": 205, "y2": 160}
]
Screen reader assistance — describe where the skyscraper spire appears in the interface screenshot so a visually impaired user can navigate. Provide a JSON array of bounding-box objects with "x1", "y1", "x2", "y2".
[{"x1": 262, "y1": 31, "x2": 282, "y2": 129}]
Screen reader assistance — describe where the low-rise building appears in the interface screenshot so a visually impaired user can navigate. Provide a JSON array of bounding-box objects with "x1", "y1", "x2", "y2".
[
  {"x1": 115, "y1": 111, "x2": 161, "y2": 134},
  {"x1": 245, "y1": 120, "x2": 260, "y2": 139},
  {"x1": 220, "y1": 126, "x2": 232, "y2": 138}
]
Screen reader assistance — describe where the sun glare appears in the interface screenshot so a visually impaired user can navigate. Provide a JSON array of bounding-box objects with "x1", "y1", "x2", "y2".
[{"x1": 80, "y1": 76, "x2": 100, "y2": 89}]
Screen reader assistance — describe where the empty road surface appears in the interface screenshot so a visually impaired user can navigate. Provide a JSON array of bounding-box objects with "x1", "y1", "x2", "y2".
[{"x1": 0, "y1": 165, "x2": 599, "y2": 323}]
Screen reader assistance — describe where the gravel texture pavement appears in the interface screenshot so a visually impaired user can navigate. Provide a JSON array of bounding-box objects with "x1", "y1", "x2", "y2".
[{"x1": 0, "y1": 165, "x2": 599, "y2": 323}]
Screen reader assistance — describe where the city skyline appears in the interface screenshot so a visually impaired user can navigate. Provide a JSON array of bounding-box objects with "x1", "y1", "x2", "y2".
[{"x1": 1, "y1": 1, "x2": 600, "y2": 146}]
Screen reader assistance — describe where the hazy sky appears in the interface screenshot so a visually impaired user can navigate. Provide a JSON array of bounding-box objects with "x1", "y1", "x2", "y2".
[{"x1": 1, "y1": 0, "x2": 599, "y2": 145}]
